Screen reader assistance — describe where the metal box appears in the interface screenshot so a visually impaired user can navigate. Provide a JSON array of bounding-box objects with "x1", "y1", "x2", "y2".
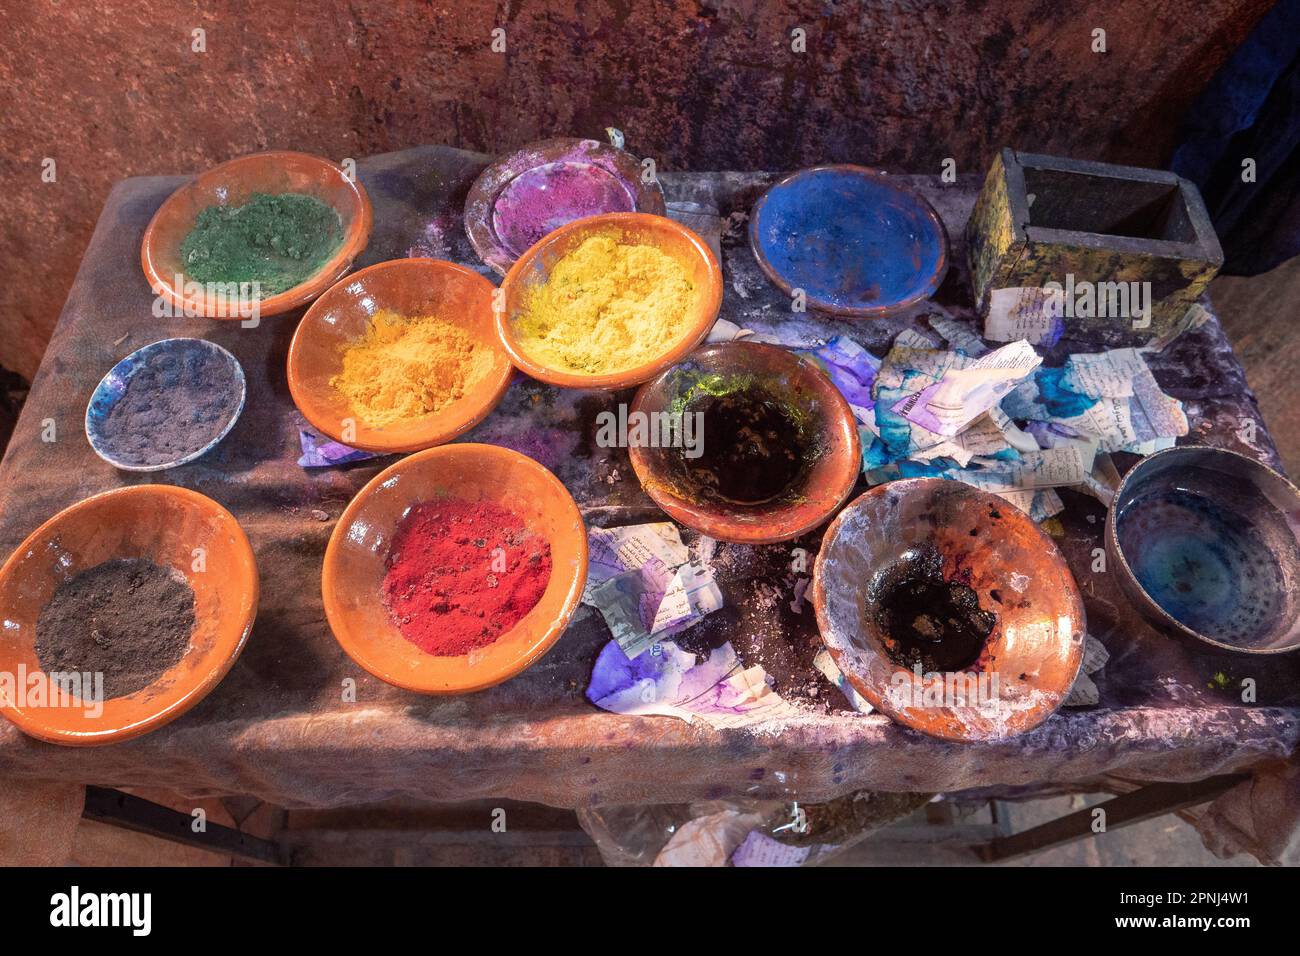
[{"x1": 966, "y1": 149, "x2": 1223, "y2": 343}]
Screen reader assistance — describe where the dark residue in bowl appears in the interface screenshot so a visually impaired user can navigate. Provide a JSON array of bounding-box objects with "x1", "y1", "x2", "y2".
[
  {"x1": 868, "y1": 543, "x2": 996, "y2": 672},
  {"x1": 665, "y1": 369, "x2": 820, "y2": 507}
]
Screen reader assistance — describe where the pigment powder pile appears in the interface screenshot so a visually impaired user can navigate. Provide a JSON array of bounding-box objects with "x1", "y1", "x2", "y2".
[
  {"x1": 382, "y1": 499, "x2": 552, "y2": 656},
  {"x1": 330, "y1": 310, "x2": 496, "y2": 428},
  {"x1": 514, "y1": 233, "x2": 696, "y2": 374},
  {"x1": 100, "y1": 341, "x2": 242, "y2": 467},
  {"x1": 180, "y1": 192, "x2": 343, "y2": 295},
  {"x1": 35, "y1": 558, "x2": 196, "y2": 699}
]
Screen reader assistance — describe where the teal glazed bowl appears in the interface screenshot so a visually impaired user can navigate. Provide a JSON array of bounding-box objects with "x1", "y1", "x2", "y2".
[{"x1": 1106, "y1": 446, "x2": 1300, "y2": 655}]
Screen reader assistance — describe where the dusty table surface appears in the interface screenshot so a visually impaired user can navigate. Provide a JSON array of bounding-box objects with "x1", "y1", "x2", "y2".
[{"x1": 1, "y1": 145, "x2": 1297, "y2": 810}]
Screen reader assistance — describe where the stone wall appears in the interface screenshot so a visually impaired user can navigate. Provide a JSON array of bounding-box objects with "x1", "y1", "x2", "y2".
[{"x1": 0, "y1": 0, "x2": 1270, "y2": 378}]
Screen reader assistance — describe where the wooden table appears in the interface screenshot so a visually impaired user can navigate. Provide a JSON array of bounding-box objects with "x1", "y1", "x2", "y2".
[{"x1": 1, "y1": 148, "x2": 1295, "y2": 861}]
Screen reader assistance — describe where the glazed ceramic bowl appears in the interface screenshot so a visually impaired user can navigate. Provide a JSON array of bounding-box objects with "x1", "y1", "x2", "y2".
[
  {"x1": 85, "y1": 337, "x2": 246, "y2": 472},
  {"x1": 322, "y1": 443, "x2": 588, "y2": 694},
  {"x1": 0, "y1": 486, "x2": 259, "y2": 746},
  {"x1": 812, "y1": 479, "x2": 1085, "y2": 742},
  {"x1": 496, "y1": 212, "x2": 723, "y2": 390},
  {"x1": 1106, "y1": 445, "x2": 1300, "y2": 655},
  {"x1": 142, "y1": 150, "x2": 373, "y2": 319},
  {"x1": 628, "y1": 341, "x2": 861, "y2": 544},
  {"x1": 465, "y1": 137, "x2": 666, "y2": 275},
  {"x1": 749, "y1": 165, "x2": 948, "y2": 317},
  {"x1": 287, "y1": 258, "x2": 513, "y2": 454}
]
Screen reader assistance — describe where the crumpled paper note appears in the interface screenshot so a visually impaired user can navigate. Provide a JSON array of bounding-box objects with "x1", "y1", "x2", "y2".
[
  {"x1": 297, "y1": 426, "x2": 380, "y2": 468},
  {"x1": 587, "y1": 638, "x2": 804, "y2": 729},
  {"x1": 583, "y1": 523, "x2": 723, "y2": 659}
]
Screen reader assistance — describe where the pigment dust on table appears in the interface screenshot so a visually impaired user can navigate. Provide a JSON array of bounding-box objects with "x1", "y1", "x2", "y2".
[
  {"x1": 35, "y1": 558, "x2": 196, "y2": 699},
  {"x1": 101, "y1": 340, "x2": 241, "y2": 467},
  {"x1": 382, "y1": 499, "x2": 552, "y2": 656},
  {"x1": 870, "y1": 544, "x2": 996, "y2": 672},
  {"x1": 180, "y1": 191, "x2": 343, "y2": 295}
]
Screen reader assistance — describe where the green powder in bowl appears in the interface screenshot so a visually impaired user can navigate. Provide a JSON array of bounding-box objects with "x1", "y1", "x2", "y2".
[{"x1": 179, "y1": 192, "x2": 344, "y2": 296}]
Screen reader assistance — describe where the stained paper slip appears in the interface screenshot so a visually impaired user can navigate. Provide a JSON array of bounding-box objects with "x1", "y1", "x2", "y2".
[
  {"x1": 1062, "y1": 348, "x2": 1149, "y2": 399},
  {"x1": 893, "y1": 327, "x2": 941, "y2": 350},
  {"x1": 583, "y1": 522, "x2": 723, "y2": 658},
  {"x1": 587, "y1": 639, "x2": 803, "y2": 729},
  {"x1": 984, "y1": 286, "x2": 1065, "y2": 346},
  {"x1": 592, "y1": 560, "x2": 723, "y2": 659},
  {"x1": 910, "y1": 409, "x2": 1035, "y2": 467},
  {"x1": 1058, "y1": 396, "x2": 1138, "y2": 452},
  {"x1": 891, "y1": 340, "x2": 1042, "y2": 437},
  {"x1": 813, "y1": 649, "x2": 873, "y2": 713},
  {"x1": 1144, "y1": 302, "x2": 1211, "y2": 352},
  {"x1": 1127, "y1": 369, "x2": 1189, "y2": 447},
  {"x1": 732, "y1": 831, "x2": 814, "y2": 868},
  {"x1": 583, "y1": 522, "x2": 690, "y2": 601},
  {"x1": 928, "y1": 314, "x2": 989, "y2": 356},
  {"x1": 996, "y1": 487, "x2": 1065, "y2": 522},
  {"x1": 955, "y1": 445, "x2": 1092, "y2": 493}
]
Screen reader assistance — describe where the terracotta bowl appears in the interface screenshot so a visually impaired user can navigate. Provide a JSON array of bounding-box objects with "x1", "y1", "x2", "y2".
[
  {"x1": 142, "y1": 150, "x2": 373, "y2": 319},
  {"x1": 0, "y1": 486, "x2": 258, "y2": 746},
  {"x1": 812, "y1": 479, "x2": 1085, "y2": 742},
  {"x1": 464, "y1": 137, "x2": 666, "y2": 275},
  {"x1": 628, "y1": 341, "x2": 861, "y2": 544},
  {"x1": 1106, "y1": 445, "x2": 1300, "y2": 655},
  {"x1": 496, "y1": 212, "x2": 723, "y2": 390},
  {"x1": 322, "y1": 443, "x2": 588, "y2": 694},
  {"x1": 287, "y1": 258, "x2": 513, "y2": 454}
]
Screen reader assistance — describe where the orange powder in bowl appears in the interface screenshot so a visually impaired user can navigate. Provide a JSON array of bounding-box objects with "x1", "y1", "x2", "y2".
[{"x1": 331, "y1": 309, "x2": 495, "y2": 428}]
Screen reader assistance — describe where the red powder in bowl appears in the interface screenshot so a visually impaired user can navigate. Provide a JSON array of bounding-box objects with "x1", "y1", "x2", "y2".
[{"x1": 382, "y1": 499, "x2": 552, "y2": 656}]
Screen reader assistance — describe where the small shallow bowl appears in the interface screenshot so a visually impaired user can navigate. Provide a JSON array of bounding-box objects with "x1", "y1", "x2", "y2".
[
  {"x1": 85, "y1": 337, "x2": 246, "y2": 472},
  {"x1": 0, "y1": 486, "x2": 258, "y2": 746},
  {"x1": 465, "y1": 137, "x2": 666, "y2": 275},
  {"x1": 142, "y1": 150, "x2": 373, "y2": 319},
  {"x1": 750, "y1": 164, "x2": 948, "y2": 317},
  {"x1": 1106, "y1": 445, "x2": 1300, "y2": 655},
  {"x1": 812, "y1": 479, "x2": 1085, "y2": 742},
  {"x1": 628, "y1": 341, "x2": 861, "y2": 544},
  {"x1": 496, "y1": 212, "x2": 723, "y2": 390},
  {"x1": 322, "y1": 443, "x2": 587, "y2": 694},
  {"x1": 287, "y1": 258, "x2": 513, "y2": 454}
]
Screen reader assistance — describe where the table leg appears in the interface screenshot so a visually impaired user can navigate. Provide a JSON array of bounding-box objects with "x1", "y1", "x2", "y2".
[
  {"x1": 977, "y1": 774, "x2": 1249, "y2": 863},
  {"x1": 82, "y1": 786, "x2": 284, "y2": 866}
]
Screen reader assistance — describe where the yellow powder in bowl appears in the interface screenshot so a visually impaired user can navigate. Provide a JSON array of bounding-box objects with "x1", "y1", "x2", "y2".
[
  {"x1": 514, "y1": 234, "x2": 696, "y2": 374},
  {"x1": 331, "y1": 309, "x2": 495, "y2": 428}
]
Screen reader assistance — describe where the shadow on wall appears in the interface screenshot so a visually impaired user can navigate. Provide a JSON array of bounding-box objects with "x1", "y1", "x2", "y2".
[{"x1": 0, "y1": 0, "x2": 1274, "y2": 378}]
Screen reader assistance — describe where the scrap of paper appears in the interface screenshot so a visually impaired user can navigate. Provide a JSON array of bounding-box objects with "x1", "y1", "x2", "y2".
[
  {"x1": 928, "y1": 313, "x2": 989, "y2": 357},
  {"x1": 731, "y1": 830, "x2": 814, "y2": 867},
  {"x1": 984, "y1": 286, "x2": 1066, "y2": 346},
  {"x1": 1064, "y1": 634, "x2": 1111, "y2": 707},
  {"x1": 798, "y1": 335, "x2": 880, "y2": 412},
  {"x1": 813, "y1": 649, "x2": 873, "y2": 713},
  {"x1": 1143, "y1": 301, "x2": 1212, "y2": 352},
  {"x1": 583, "y1": 523, "x2": 723, "y2": 658},
  {"x1": 891, "y1": 340, "x2": 1042, "y2": 437},
  {"x1": 296, "y1": 426, "x2": 380, "y2": 468},
  {"x1": 586, "y1": 639, "x2": 804, "y2": 729},
  {"x1": 954, "y1": 445, "x2": 1093, "y2": 493}
]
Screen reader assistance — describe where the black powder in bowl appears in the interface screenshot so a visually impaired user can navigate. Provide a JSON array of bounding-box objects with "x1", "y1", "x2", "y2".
[
  {"x1": 96, "y1": 340, "x2": 243, "y2": 467},
  {"x1": 35, "y1": 558, "x2": 197, "y2": 700}
]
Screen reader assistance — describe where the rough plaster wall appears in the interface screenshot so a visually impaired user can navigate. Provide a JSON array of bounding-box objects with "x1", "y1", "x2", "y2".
[{"x1": 0, "y1": 0, "x2": 1270, "y2": 379}]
